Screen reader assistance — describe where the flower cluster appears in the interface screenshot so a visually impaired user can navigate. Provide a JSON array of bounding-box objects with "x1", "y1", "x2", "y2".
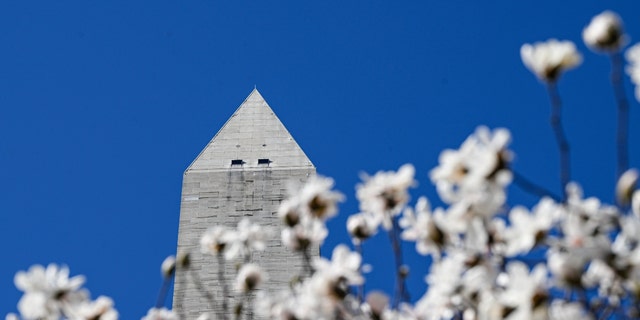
[
  {"x1": 278, "y1": 175, "x2": 344, "y2": 251},
  {"x1": 356, "y1": 164, "x2": 415, "y2": 230},
  {"x1": 199, "y1": 217, "x2": 268, "y2": 318},
  {"x1": 256, "y1": 245, "x2": 363, "y2": 319},
  {"x1": 7, "y1": 264, "x2": 118, "y2": 320},
  {"x1": 430, "y1": 126, "x2": 512, "y2": 226},
  {"x1": 200, "y1": 218, "x2": 267, "y2": 261}
]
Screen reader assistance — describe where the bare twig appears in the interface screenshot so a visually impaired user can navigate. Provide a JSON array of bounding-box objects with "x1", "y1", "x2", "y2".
[
  {"x1": 512, "y1": 170, "x2": 562, "y2": 202},
  {"x1": 610, "y1": 52, "x2": 630, "y2": 182},
  {"x1": 301, "y1": 247, "x2": 314, "y2": 279},
  {"x1": 217, "y1": 253, "x2": 229, "y2": 320},
  {"x1": 155, "y1": 277, "x2": 172, "y2": 308},
  {"x1": 546, "y1": 82, "x2": 571, "y2": 200},
  {"x1": 188, "y1": 269, "x2": 217, "y2": 315},
  {"x1": 388, "y1": 215, "x2": 409, "y2": 308},
  {"x1": 355, "y1": 242, "x2": 364, "y2": 304}
]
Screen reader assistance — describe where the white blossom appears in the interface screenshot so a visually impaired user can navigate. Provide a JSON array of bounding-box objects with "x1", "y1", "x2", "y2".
[
  {"x1": 521, "y1": 39, "x2": 582, "y2": 82},
  {"x1": 278, "y1": 175, "x2": 344, "y2": 226},
  {"x1": 255, "y1": 290, "x2": 303, "y2": 320},
  {"x1": 497, "y1": 262, "x2": 549, "y2": 319},
  {"x1": 313, "y1": 244, "x2": 363, "y2": 288},
  {"x1": 400, "y1": 197, "x2": 450, "y2": 258},
  {"x1": 583, "y1": 11, "x2": 626, "y2": 52},
  {"x1": 504, "y1": 198, "x2": 561, "y2": 257},
  {"x1": 277, "y1": 197, "x2": 303, "y2": 227},
  {"x1": 414, "y1": 251, "x2": 468, "y2": 319},
  {"x1": 612, "y1": 214, "x2": 640, "y2": 266},
  {"x1": 561, "y1": 183, "x2": 617, "y2": 254},
  {"x1": 430, "y1": 126, "x2": 512, "y2": 220},
  {"x1": 582, "y1": 259, "x2": 624, "y2": 303},
  {"x1": 346, "y1": 212, "x2": 379, "y2": 243},
  {"x1": 633, "y1": 190, "x2": 640, "y2": 218},
  {"x1": 235, "y1": 263, "x2": 267, "y2": 293},
  {"x1": 76, "y1": 296, "x2": 119, "y2": 320},
  {"x1": 15, "y1": 264, "x2": 85, "y2": 296},
  {"x1": 200, "y1": 226, "x2": 234, "y2": 256},
  {"x1": 257, "y1": 277, "x2": 355, "y2": 319},
  {"x1": 298, "y1": 175, "x2": 344, "y2": 220},
  {"x1": 269, "y1": 245, "x2": 363, "y2": 317},
  {"x1": 195, "y1": 314, "x2": 211, "y2": 320},
  {"x1": 356, "y1": 164, "x2": 415, "y2": 230},
  {"x1": 548, "y1": 300, "x2": 593, "y2": 320},
  {"x1": 607, "y1": 221, "x2": 640, "y2": 303},
  {"x1": 547, "y1": 246, "x2": 588, "y2": 288},
  {"x1": 625, "y1": 43, "x2": 640, "y2": 102},
  {"x1": 281, "y1": 217, "x2": 327, "y2": 251},
  {"x1": 17, "y1": 292, "x2": 59, "y2": 320},
  {"x1": 616, "y1": 168, "x2": 638, "y2": 206},
  {"x1": 224, "y1": 218, "x2": 266, "y2": 260},
  {"x1": 141, "y1": 307, "x2": 177, "y2": 320},
  {"x1": 161, "y1": 255, "x2": 176, "y2": 278},
  {"x1": 13, "y1": 264, "x2": 87, "y2": 320}
]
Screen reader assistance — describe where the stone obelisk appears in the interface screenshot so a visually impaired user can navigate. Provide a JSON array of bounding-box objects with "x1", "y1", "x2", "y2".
[{"x1": 173, "y1": 89, "x2": 315, "y2": 318}]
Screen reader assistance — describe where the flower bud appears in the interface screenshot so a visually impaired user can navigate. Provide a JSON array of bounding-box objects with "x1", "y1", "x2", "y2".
[
  {"x1": 346, "y1": 213, "x2": 378, "y2": 243},
  {"x1": 176, "y1": 251, "x2": 190, "y2": 269},
  {"x1": 161, "y1": 255, "x2": 176, "y2": 278},
  {"x1": 235, "y1": 264, "x2": 266, "y2": 293},
  {"x1": 616, "y1": 169, "x2": 638, "y2": 206},
  {"x1": 583, "y1": 11, "x2": 626, "y2": 52}
]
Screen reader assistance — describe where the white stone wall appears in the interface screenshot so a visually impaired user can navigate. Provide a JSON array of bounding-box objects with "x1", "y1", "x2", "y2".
[{"x1": 173, "y1": 166, "x2": 316, "y2": 319}]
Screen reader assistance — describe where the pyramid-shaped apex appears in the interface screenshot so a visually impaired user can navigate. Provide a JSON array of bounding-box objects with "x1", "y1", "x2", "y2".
[
  {"x1": 245, "y1": 88, "x2": 265, "y2": 102},
  {"x1": 186, "y1": 89, "x2": 314, "y2": 172}
]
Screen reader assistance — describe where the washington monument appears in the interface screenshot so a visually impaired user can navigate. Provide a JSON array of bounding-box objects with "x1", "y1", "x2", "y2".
[{"x1": 172, "y1": 89, "x2": 316, "y2": 317}]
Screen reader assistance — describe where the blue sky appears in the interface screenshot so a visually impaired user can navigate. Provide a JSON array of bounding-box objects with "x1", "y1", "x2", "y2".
[{"x1": 2, "y1": 1, "x2": 640, "y2": 318}]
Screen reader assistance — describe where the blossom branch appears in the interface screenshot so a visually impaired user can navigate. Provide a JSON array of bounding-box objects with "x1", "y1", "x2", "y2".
[
  {"x1": 155, "y1": 277, "x2": 172, "y2": 309},
  {"x1": 188, "y1": 269, "x2": 218, "y2": 316},
  {"x1": 611, "y1": 51, "x2": 630, "y2": 181},
  {"x1": 388, "y1": 215, "x2": 409, "y2": 308},
  {"x1": 217, "y1": 253, "x2": 229, "y2": 320},
  {"x1": 301, "y1": 247, "x2": 314, "y2": 279},
  {"x1": 512, "y1": 170, "x2": 562, "y2": 201},
  {"x1": 546, "y1": 82, "x2": 571, "y2": 200},
  {"x1": 355, "y1": 242, "x2": 364, "y2": 303}
]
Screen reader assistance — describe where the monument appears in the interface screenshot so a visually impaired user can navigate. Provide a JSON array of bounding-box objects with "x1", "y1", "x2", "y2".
[{"x1": 172, "y1": 89, "x2": 316, "y2": 317}]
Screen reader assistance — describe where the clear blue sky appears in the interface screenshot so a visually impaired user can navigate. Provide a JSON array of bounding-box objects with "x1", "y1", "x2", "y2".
[{"x1": 2, "y1": 1, "x2": 640, "y2": 318}]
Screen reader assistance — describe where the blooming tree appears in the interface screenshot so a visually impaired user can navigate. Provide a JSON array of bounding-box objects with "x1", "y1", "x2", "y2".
[{"x1": 8, "y1": 9, "x2": 640, "y2": 320}]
